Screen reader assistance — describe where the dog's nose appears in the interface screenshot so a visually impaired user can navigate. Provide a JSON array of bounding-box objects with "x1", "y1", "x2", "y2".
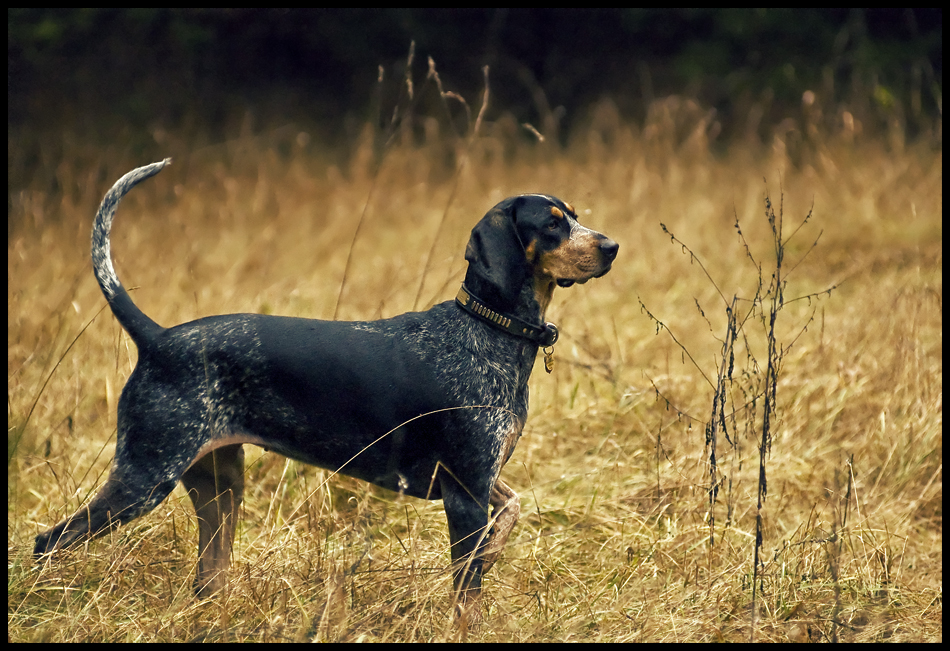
[{"x1": 600, "y1": 238, "x2": 619, "y2": 263}]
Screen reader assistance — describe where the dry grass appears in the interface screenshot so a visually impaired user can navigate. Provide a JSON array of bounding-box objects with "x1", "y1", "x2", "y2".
[{"x1": 8, "y1": 97, "x2": 941, "y2": 641}]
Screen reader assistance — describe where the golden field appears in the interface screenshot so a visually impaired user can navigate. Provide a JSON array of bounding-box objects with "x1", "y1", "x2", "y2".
[{"x1": 9, "y1": 100, "x2": 941, "y2": 641}]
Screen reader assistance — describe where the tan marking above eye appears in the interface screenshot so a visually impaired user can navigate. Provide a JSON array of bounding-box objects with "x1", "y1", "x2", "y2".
[
  {"x1": 550, "y1": 206, "x2": 564, "y2": 219},
  {"x1": 564, "y1": 202, "x2": 574, "y2": 214}
]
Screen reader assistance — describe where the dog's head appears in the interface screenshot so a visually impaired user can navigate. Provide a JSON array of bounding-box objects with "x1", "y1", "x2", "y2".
[{"x1": 464, "y1": 194, "x2": 618, "y2": 311}]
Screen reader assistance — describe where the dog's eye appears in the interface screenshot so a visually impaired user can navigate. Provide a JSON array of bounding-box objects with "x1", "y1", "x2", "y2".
[{"x1": 547, "y1": 219, "x2": 560, "y2": 230}]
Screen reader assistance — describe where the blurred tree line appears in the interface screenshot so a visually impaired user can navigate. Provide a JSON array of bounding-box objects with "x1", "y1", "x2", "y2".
[{"x1": 8, "y1": 8, "x2": 941, "y2": 146}]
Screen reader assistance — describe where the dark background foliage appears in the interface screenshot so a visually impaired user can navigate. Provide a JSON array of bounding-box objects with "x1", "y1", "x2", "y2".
[{"x1": 9, "y1": 8, "x2": 942, "y2": 144}]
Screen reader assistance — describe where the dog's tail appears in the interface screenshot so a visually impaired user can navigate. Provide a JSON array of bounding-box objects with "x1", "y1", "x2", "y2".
[{"x1": 91, "y1": 159, "x2": 172, "y2": 347}]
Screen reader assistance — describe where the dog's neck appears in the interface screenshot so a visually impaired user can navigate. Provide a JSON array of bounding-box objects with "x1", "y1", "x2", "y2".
[{"x1": 455, "y1": 282, "x2": 558, "y2": 348}]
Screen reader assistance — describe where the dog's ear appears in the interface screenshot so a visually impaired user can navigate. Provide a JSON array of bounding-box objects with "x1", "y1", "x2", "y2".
[{"x1": 464, "y1": 197, "x2": 530, "y2": 308}]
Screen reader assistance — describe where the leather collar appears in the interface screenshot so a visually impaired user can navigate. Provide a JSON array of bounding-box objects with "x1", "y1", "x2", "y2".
[{"x1": 455, "y1": 284, "x2": 558, "y2": 347}]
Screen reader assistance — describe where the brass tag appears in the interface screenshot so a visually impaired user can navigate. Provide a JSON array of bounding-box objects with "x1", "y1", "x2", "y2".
[{"x1": 543, "y1": 346, "x2": 556, "y2": 373}]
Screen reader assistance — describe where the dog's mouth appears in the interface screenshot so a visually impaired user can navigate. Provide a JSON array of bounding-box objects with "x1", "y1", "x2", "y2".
[{"x1": 556, "y1": 263, "x2": 613, "y2": 288}]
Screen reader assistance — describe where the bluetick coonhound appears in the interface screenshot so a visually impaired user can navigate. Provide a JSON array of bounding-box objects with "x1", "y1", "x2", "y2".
[{"x1": 34, "y1": 158, "x2": 618, "y2": 622}]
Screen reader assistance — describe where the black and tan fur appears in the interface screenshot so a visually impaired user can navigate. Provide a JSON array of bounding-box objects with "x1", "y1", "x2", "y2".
[{"x1": 35, "y1": 159, "x2": 618, "y2": 623}]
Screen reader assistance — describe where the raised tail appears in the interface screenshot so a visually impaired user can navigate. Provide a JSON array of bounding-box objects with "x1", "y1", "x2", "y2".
[{"x1": 91, "y1": 159, "x2": 172, "y2": 346}]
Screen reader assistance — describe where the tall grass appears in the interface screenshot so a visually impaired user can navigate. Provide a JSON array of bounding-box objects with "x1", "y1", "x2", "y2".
[
  {"x1": 640, "y1": 188, "x2": 843, "y2": 641},
  {"x1": 8, "y1": 77, "x2": 941, "y2": 640}
]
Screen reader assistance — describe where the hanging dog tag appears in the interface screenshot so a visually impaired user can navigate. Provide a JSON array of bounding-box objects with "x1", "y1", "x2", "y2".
[{"x1": 543, "y1": 346, "x2": 556, "y2": 373}]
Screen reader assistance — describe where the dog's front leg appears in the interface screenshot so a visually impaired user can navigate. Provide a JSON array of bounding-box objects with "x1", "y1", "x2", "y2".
[
  {"x1": 440, "y1": 474, "x2": 492, "y2": 628},
  {"x1": 480, "y1": 479, "x2": 520, "y2": 575}
]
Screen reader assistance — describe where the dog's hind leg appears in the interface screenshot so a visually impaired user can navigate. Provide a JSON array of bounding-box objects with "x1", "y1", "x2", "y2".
[
  {"x1": 35, "y1": 398, "x2": 205, "y2": 564},
  {"x1": 180, "y1": 444, "x2": 245, "y2": 596},
  {"x1": 34, "y1": 468, "x2": 179, "y2": 557}
]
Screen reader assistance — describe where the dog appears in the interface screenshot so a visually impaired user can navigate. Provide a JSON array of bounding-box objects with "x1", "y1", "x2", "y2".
[{"x1": 34, "y1": 158, "x2": 618, "y2": 623}]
